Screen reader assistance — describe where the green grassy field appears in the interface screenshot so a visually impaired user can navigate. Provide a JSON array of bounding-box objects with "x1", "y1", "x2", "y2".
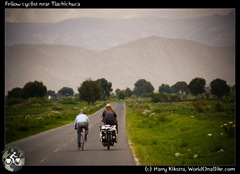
[
  {"x1": 5, "y1": 97, "x2": 107, "y2": 143},
  {"x1": 126, "y1": 97, "x2": 235, "y2": 166},
  {"x1": 5, "y1": 96, "x2": 235, "y2": 166}
]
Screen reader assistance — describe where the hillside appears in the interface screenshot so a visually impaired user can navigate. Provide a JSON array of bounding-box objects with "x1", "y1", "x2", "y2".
[
  {"x1": 5, "y1": 36, "x2": 235, "y2": 94},
  {"x1": 5, "y1": 11, "x2": 235, "y2": 50}
]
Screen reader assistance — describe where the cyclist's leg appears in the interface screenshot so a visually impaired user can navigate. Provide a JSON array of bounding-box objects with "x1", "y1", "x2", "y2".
[
  {"x1": 77, "y1": 124, "x2": 83, "y2": 147},
  {"x1": 77, "y1": 134, "x2": 80, "y2": 147},
  {"x1": 83, "y1": 123, "x2": 88, "y2": 141},
  {"x1": 77, "y1": 128, "x2": 81, "y2": 147}
]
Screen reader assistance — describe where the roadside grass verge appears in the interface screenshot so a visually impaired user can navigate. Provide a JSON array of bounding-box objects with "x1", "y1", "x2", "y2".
[
  {"x1": 126, "y1": 98, "x2": 235, "y2": 166},
  {"x1": 5, "y1": 97, "x2": 106, "y2": 143}
]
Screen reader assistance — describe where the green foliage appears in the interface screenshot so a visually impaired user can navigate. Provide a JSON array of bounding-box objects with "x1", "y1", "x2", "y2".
[
  {"x1": 126, "y1": 98, "x2": 234, "y2": 165},
  {"x1": 210, "y1": 78, "x2": 230, "y2": 98},
  {"x1": 192, "y1": 99, "x2": 208, "y2": 113},
  {"x1": 158, "y1": 84, "x2": 171, "y2": 94},
  {"x1": 115, "y1": 87, "x2": 132, "y2": 99},
  {"x1": 171, "y1": 81, "x2": 189, "y2": 94},
  {"x1": 57, "y1": 87, "x2": 74, "y2": 97},
  {"x1": 46, "y1": 90, "x2": 56, "y2": 97},
  {"x1": 188, "y1": 77, "x2": 206, "y2": 96},
  {"x1": 96, "y1": 78, "x2": 113, "y2": 100},
  {"x1": 212, "y1": 101, "x2": 224, "y2": 112},
  {"x1": 7, "y1": 81, "x2": 47, "y2": 98},
  {"x1": 5, "y1": 97, "x2": 25, "y2": 106},
  {"x1": 209, "y1": 136, "x2": 224, "y2": 152},
  {"x1": 7, "y1": 87, "x2": 23, "y2": 98},
  {"x1": 5, "y1": 98, "x2": 105, "y2": 143},
  {"x1": 78, "y1": 78, "x2": 101, "y2": 105},
  {"x1": 117, "y1": 91, "x2": 125, "y2": 99},
  {"x1": 151, "y1": 113, "x2": 168, "y2": 123},
  {"x1": 221, "y1": 121, "x2": 235, "y2": 138},
  {"x1": 51, "y1": 104, "x2": 64, "y2": 111},
  {"x1": 133, "y1": 79, "x2": 154, "y2": 97},
  {"x1": 22, "y1": 81, "x2": 47, "y2": 98},
  {"x1": 151, "y1": 93, "x2": 181, "y2": 103},
  {"x1": 58, "y1": 97, "x2": 78, "y2": 104}
]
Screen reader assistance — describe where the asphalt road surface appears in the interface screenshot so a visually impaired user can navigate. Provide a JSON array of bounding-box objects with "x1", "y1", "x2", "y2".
[{"x1": 5, "y1": 102, "x2": 137, "y2": 166}]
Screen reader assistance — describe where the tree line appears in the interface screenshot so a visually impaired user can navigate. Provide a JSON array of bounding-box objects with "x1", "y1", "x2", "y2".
[{"x1": 6, "y1": 77, "x2": 234, "y2": 105}]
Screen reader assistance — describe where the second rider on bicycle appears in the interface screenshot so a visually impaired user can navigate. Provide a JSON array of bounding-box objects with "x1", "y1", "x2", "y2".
[
  {"x1": 101, "y1": 103, "x2": 118, "y2": 132},
  {"x1": 74, "y1": 109, "x2": 89, "y2": 149}
]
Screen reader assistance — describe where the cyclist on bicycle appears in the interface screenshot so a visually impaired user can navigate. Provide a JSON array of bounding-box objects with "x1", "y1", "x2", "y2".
[
  {"x1": 101, "y1": 103, "x2": 118, "y2": 133},
  {"x1": 74, "y1": 109, "x2": 89, "y2": 148}
]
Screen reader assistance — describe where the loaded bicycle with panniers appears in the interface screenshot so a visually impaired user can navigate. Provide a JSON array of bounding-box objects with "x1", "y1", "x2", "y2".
[{"x1": 99, "y1": 124, "x2": 117, "y2": 150}]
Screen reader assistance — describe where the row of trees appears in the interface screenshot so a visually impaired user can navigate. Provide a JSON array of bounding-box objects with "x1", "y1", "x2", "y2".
[
  {"x1": 6, "y1": 78, "x2": 113, "y2": 105},
  {"x1": 6, "y1": 77, "x2": 234, "y2": 104},
  {"x1": 115, "y1": 77, "x2": 234, "y2": 99},
  {"x1": 7, "y1": 81, "x2": 47, "y2": 99}
]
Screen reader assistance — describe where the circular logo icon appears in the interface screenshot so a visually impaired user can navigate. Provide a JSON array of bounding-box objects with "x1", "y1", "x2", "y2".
[{"x1": 2, "y1": 146, "x2": 25, "y2": 172}]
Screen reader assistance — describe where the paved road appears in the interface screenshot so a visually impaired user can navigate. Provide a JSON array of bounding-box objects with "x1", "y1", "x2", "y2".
[{"x1": 5, "y1": 102, "x2": 137, "y2": 166}]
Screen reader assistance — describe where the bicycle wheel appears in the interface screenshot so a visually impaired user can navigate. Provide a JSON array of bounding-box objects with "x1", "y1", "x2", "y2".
[
  {"x1": 107, "y1": 131, "x2": 111, "y2": 150},
  {"x1": 81, "y1": 128, "x2": 85, "y2": 151}
]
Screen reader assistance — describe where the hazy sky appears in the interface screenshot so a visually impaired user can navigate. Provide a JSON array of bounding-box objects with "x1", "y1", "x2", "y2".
[{"x1": 5, "y1": 8, "x2": 234, "y2": 23}]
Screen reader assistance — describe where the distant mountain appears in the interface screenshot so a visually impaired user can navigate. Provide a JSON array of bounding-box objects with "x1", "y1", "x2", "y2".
[
  {"x1": 5, "y1": 36, "x2": 235, "y2": 95},
  {"x1": 5, "y1": 11, "x2": 235, "y2": 50}
]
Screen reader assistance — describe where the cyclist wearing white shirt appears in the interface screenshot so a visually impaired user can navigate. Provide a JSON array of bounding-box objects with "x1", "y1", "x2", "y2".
[{"x1": 74, "y1": 109, "x2": 89, "y2": 148}]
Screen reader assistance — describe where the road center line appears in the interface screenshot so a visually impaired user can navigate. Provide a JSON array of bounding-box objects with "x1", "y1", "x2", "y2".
[
  {"x1": 54, "y1": 148, "x2": 60, "y2": 153},
  {"x1": 40, "y1": 157, "x2": 47, "y2": 163}
]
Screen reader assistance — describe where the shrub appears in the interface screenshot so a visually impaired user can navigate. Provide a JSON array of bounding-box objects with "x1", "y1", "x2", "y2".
[
  {"x1": 58, "y1": 97, "x2": 77, "y2": 104},
  {"x1": 5, "y1": 97, "x2": 25, "y2": 106},
  {"x1": 209, "y1": 137, "x2": 224, "y2": 152},
  {"x1": 192, "y1": 99, "x2": 207, "y2": 113},
  {"x1": 212, "y1": 101, "x2": 224, "y2": 112},
  {"x1": 221, "y1": 121, "x2": 235, "y2": 138},
  {"x1": 152, "y1": 113, "x2": 168, "y2": 123},
  {"x1": 52, "y1": 105, "x2": 64, "y2": 111}
]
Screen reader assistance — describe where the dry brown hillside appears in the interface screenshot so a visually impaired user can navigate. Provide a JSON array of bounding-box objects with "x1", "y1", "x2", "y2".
[{"x1": 5, "y1": 36, "x2": 235, "y2": 94}]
